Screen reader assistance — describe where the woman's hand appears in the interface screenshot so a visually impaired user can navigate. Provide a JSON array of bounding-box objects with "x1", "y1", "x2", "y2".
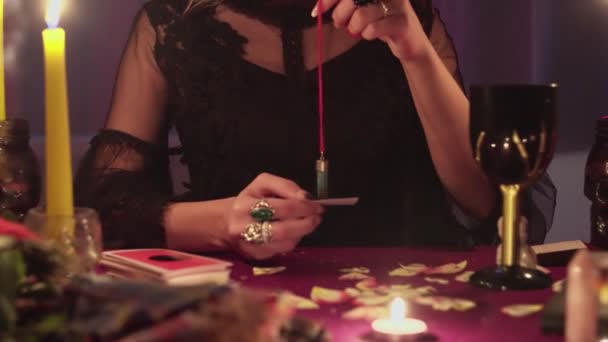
[
  {"x1": 227, "y1": 173, "x2": 324, "y2": 260},
  {"x1": 312, "y1": 0, "x2": 431, "y2": 61}
]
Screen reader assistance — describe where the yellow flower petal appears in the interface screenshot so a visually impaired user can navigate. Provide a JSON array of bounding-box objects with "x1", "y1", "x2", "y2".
[
  {"x1": 339, "y1": 272, "x2": 373, "y2": 281},
  {"x1": 310, "y1": 286, "x2": 349, "y2": 304},
  {"x1": 455, "y1": 271, "x2": 475, "y2": 283},
  {"x1": 253, "y1": 266, "x2": 286, "y2": 276},
  {"x1": 340, "y1": 267, "x2": 370, "y2": 274},
  {"x1": 389, "y1": 263, "x2": 427, "y2": 277},
  {"x1": 342, "y1": 306, "x2": 388, "y2": 321},
  {"x1": 426, "y1": 260, "x2": 468, "y2": 275},
  {"x1": 501, "y1": 304, "x2": 543, "y2": 317},
  {"x1": 424, "y1": 277, "x2": 450, "y2": 285}
]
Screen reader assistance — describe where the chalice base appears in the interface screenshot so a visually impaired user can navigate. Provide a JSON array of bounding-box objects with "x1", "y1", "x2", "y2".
[{"x1": 469, "y1": 265, "x2": 552, "y2": 291}]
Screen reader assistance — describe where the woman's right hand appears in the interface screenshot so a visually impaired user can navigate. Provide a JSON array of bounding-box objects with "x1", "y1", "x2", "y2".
[{"x1": 227, "y1": 173, "x2": 324, "y2": 260}]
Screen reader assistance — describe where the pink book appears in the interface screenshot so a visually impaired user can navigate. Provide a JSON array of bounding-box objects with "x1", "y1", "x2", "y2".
[{"x1": 101, "y1": 249, "x2": 232, "y2": 279}]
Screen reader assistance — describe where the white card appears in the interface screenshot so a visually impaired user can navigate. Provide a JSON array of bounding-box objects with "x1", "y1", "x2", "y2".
[{"x1": 312, "y1": 197, "x2": 359, "y2": 206}]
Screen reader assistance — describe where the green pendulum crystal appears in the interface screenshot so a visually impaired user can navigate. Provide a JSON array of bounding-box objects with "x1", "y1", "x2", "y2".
[{"x1": 316, "y1": 154, "x2": 329, "y2": 199}]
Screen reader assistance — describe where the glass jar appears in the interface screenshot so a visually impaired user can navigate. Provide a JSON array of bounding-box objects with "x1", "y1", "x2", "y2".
[
  {"x1": 0, "y1": 119, "x2": 41, "y2": 221},
  {"x1": 25, "y1": 207, "x2": 103, "y2": 278}
]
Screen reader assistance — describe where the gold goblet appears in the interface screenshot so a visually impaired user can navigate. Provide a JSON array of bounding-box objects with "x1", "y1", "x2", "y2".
[{"x1": 469, "y1": 84, "x2": 557, "y2": 290}]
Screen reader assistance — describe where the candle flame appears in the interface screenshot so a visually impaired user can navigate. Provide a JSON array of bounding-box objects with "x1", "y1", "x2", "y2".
[
  {"x1": 45, "y1": 0, "x2": 63, "y2": 28},
  {"x1": 389, "y1": 297, "x2": 406, "y2": 321}
]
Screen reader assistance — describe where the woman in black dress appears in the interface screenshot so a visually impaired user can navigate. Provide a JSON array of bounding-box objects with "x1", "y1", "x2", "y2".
[{"x1": 75, "y1": 0, "x2": 556, "y2": 259}]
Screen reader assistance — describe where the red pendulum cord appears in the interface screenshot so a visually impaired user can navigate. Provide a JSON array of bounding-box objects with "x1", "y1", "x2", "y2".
[{"x1": 316, "y1": 0, "x2": 329, "y2": 199}]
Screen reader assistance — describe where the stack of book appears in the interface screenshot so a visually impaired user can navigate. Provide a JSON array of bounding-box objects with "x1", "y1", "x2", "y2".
[{"x1": 100, "y1": 249, "x2": 232, "y2": 286}]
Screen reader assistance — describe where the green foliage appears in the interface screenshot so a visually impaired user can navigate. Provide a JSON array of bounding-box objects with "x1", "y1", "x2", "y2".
[
  {"x1": 0, "y1": 236, "x2": 72, "y2": 341},
  {"x1": 0, "y1": 295, "x2": 17, "y2": 334},
  {"x1": 0, "y1": 209, "x2": 20, "y2": 223},
  {"x1": 0, "y1": 237, "x2": 25, "y2": 334}
]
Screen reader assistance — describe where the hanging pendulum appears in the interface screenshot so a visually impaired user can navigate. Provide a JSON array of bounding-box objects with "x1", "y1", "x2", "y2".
[
  {"x1": 316, "y1": 153, "x2": 328, "y2": 199},
  {"x1": 315, "y1": 0, "x2": 329, "y2": 199}
]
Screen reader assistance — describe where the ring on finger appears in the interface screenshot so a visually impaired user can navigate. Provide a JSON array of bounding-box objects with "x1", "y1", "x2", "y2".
[
  {"x1": 241, "y1": 221, "x2": 273, "y2": 245},
  {"x1": 250, "y1": 199, "x2": 276, "y2": 222}
]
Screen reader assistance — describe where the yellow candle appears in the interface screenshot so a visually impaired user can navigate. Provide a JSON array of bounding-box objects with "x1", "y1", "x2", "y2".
[
  {"x1": 43, "y1": 0, "x2": 73, "y2": 217},
  {"x1": 0, "y1": 0, "x2": 6, "y2": 121}
]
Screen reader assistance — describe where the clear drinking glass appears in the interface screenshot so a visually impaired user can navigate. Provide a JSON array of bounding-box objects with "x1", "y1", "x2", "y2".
[{"x1": 24, "y1": 207, "x2": 103, "y2": 276}]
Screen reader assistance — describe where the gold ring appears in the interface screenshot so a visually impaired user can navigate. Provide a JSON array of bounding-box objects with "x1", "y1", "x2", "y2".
[
  {"x1": 250, "y1": 199, "x2": 276, "y2": 222},
  {"x1": 241, "y1": 221, "x2": 273, "y2": 244}
]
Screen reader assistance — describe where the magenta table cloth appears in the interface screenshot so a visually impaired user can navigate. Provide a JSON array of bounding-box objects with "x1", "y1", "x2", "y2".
[{"x1": 224, "y1": 246, "x2": 564, "y2": 342}]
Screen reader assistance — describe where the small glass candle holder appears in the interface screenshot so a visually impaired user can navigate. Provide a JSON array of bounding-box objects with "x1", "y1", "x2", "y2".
[
  {"x1": 370, "y1": 297, "x2": 429, "y2": 341},
  {"x1": 24, "y1": 207, "x2": 102, "y2": 278}
]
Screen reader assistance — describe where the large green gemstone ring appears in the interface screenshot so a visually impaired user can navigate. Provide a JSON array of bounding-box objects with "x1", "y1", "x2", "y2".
[{"x1": 250, "y1": 199, "x2": 275, "y2": 222}]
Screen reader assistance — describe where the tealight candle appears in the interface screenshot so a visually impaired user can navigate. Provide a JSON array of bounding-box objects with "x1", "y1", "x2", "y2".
[{"x1": 372, "y1": 297, "x2": 428, "y2": 337}]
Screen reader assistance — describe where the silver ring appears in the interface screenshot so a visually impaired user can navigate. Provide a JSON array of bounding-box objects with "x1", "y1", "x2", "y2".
[
  {"x1": 261, "y1": 221, "x2": 272, "y2": 243},
  {"x1": 241, "y1": 221, "x2": 273, "y2": 244},
  {"x1": 379, "y1": 0, "x2": 390, "y2": 17}
]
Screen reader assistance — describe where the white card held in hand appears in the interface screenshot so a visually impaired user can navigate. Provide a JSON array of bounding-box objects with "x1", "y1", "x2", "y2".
[{"x1": 312, "y1": 197, "x2": 359, "y2": 206}]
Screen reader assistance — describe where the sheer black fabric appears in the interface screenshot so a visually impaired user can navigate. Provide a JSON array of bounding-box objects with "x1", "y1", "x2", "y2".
[
  {"x1": 74, "y1": 0, "x2": 555, "y2": 250},
  {"x1": 74, "y1": 130, "x2": 171, "y2": 249}
]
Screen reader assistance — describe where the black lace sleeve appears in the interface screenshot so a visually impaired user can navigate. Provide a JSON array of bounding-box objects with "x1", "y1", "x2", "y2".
[{"x1": 74, "y1": 130, "x2": 172, "y2": 250}]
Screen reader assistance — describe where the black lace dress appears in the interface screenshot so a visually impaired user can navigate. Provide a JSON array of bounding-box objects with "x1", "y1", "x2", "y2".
[{"x1": 74, "y1": 0, "x2": 556, "y2": 250}]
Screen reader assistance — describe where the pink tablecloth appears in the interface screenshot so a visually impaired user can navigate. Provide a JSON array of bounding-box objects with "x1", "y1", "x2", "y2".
[{"x1": 225, "y1": 246, "x2": 563, "y2": 342}]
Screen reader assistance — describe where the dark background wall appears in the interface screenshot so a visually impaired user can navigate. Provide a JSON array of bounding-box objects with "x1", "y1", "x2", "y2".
[{"x1": 7, "y1": 0, "x2": 606, "y2": 243}]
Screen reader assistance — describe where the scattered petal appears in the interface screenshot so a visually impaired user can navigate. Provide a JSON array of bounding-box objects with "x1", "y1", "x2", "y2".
[
  {"x1": 415, "y1": 296, "x2": 476, "y2": 312},
  {"x1": 344, "y1": 287, "x2": 362, "y2": 297},
  {"x1": 455, "y1": 271, "x2": 475, "y2": 283},
  {"x1": 281, "y1": 292, "x2": 320, "y2": 310},
  {"x1": 552, "y1": 279, "x2": 565, "y2": 293},
  {"x1": 501, "y1": 304, "x2": 543, "y2": 317},
  {"x1": 374, "y1": 285, "x2": 391, "y2": 295},
  {"x1": 339, "y1": 272, "x2": 373, "y2": 281},
  {"x1": 390, "y1": 284, "x2": 412, "y2": 291},
  {"x1": 386, "y1": 289, "x2": 422, "y2": 300},
  {"x1": 340, "y1": 267, "x2": 370, "y2": 274},
  {"x1": 353, "y1": 294, "x2": 393, "y2": 306},
  {"x1": 424, "y1": 277, "x2": 449, "y2": 285},
  {"x1": 253, "y1": 266, "x2": 286, "y2": 276},
  {"x1": 415, "y1": 286, "x2": 437, "y2": 295},
  {"x1": 343, "y1": 306, "x2": 388, "y2": 321},
  {"x1": 355, "y1": 278, "x2": 378, "y2": 291},
  {"x1": 389, "y1": 263, "x2": 427, "y2": 277},
  {"x1": 310, "y1": 286, "x2": 349, "y2": 304},
  {"x1": 426, "y1": 260, "x2": 468, "y2": 275},
  {"x1": 384, "y1": 286, "x2": 436, "y2": 300}
]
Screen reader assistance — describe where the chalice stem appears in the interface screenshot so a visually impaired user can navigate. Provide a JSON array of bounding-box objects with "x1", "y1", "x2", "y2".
[{"x1": 500, "y1": 184, "x2": 521, "y2": 267}]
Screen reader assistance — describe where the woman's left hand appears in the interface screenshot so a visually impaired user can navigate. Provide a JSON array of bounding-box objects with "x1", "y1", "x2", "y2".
[{"x1": 312, "y1": 0, "x2": 431, "y2": 62}]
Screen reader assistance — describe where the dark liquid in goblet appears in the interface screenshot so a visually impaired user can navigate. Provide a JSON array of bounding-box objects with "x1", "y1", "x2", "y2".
[
  {"x1": 470, "y1": 85, "x2": 557, "y2": 186},
  {"x1": 469, "y1": 85, "x2": 557, "y2": 290}
]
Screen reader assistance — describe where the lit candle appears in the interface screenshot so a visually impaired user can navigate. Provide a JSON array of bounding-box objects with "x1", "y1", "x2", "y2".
[
  {"x1": 372, "y1": 297, "x2": 428, "y2": 338},
  {"x1": 42, "y1": 0, "x2": 73, "y2": 218},
  {"x1": 0, "y1": 0, "x2": 6, "y2": 121}
]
